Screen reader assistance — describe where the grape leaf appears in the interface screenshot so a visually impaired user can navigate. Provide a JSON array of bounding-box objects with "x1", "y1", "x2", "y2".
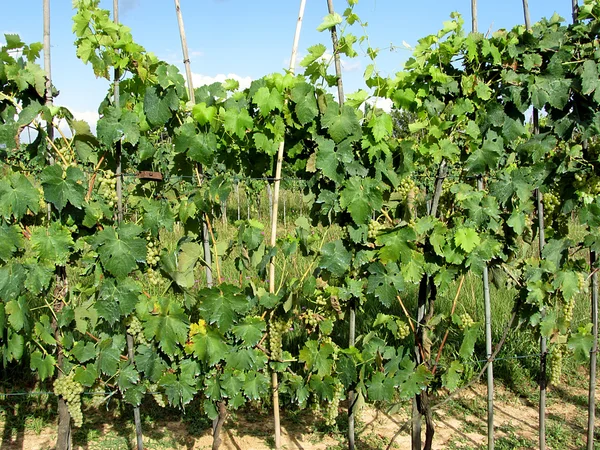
[
  {"x1": 97, "y1": 106, "x2": 140, "y2": 146},
  {"x1": 160, "y1": 372, "x2": 197, "y2": 407},
  {"x1": 40, "y1": 165, "x2": 86, "y2": 211},
  {"x1": 5, "y1": 298, "x2": 28, "y2": 332},
  {"x1": 187, "y1": 328, "x2": 230, "y2": 366},
  {"x1": 0, "y1": 224, "x2": 23, "y2": 262},
  {"x1": 321, "y1": 104, "x2": 361, "y2": 143},
  {"x1": 135, "y1": 345, "x2": 167, "y2": 383},
  {"x1": 366, "y1": 372, "x2": 395, "y2": 401},
  {"x1": 96, "y1": 278, "x2": 141, "y2": 325},
  {"x1": 0, "y1": 172, "x2": 41, "y2": 220},
  {"x1": 317, "y1": 12, "x2": 343, "y2": 32},
  {"x1": 252, "y1": 87, "x2": 283, "y2": 116},
  {"x1": 299, "y1": 340, "x2": 334, "y2": 377},
  {"x1": 232, "y1": 316, "x2": 266, "y2": 347},
  {"x1": 567, "y1": 323, "x2": 594, "y2": 362},
  {"x1": 30, "y1": 223, "x2": 74, "y2": 266},
  {"x1": 340, "y1": 177, "x2": 383, "y2": 225},
  {"x1": 441, "y1": 360, "x2": 463, "y2": 391},
  {"x1": 29, "y1": 351, "x2": 55, "y2": 381},
  {"x1": 291, "y1": 82, "x2": 318, "y2": 125},
  {"x1": 319, "y1": 240, "x2": 351, "y2": 278},
  {"x1": 368, "y1": 113, "x2": 393, "y2": 142},
  {"x1": 91, "y1": 224, "x2": 146, "y2": 279},
  {"x1": 96, "y1": 338, "x2": 121, "y2": 376},
  {"x1": 174, "y1": 122, "x2": 216, "y2": 165},
  {"x1": 243, "y1": 371, "x2": 270, "y2": 400},
  {"x1": 367, "y1": 262, "x2": 404, "y2": 307},
  {"x1": 198, "y1": 284, "x2": 250, "y2": 332},
  {"x1": 144, "y1": 85, "x2": 178, "y2": 126},
  {"x1": 454, "y1": 227, "x2": 480, "y2": 253},
  {"x1": 72, "y1": 341, "x2": 97, "y2": 363},
  {"x1": 192, "y1": 102, "x2": 217, "y2": 126},
  {"x1": 222, "y1": 107, "x2": 253, "y2": 139},
  {"x1": 143, "y1": 297, "x2": 189, "y2": 356}
]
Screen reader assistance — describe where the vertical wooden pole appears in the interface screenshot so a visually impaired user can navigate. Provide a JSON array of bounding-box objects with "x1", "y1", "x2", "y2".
[
  {"x1": 269, "y1": 3, "x2": 307, "y2": 448},
  {"x1": 326, "y1": 0, "x2": 344, "y2": 105},
  {"x1": 535, "y1": 113, "x2": 548, "y2": 450},
  {"x1": 323, "y1": 0, "x2": 352, "y2": 447},
  {"x1": 113, "y1": 2, "x2": 144, "y2": 449},
  {"x1": 44, "y1": 2, "x2": 72, "y2": 449},
  {"x1": 472, "y1": 5, "x2": 493, "y2": 448},
  {"x1": 174, "y1": 0, "x2": 213, "y2": 289},
  {"x1": 522, "y1": 4, "x2": 546, "y2": 448},
  {"x1": 588, "y1": 251, "x2": 598, "y2": 450},
  {"x1": 471, "y1": 0, "x2": 478, "y2": 34},
  {"x1": 479, "y1": 179, "x2": 495, "y2": 450}
]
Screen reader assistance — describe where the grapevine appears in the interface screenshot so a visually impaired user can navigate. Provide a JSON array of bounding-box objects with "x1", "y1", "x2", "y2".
[{"x1": 53, "y1": 372, "x2": 85, "y2": 427}]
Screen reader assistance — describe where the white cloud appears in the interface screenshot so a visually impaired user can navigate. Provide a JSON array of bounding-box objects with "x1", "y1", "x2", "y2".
[
  {"x1": 366, "y1": 97, "x2": 393, "y2": 113},
  {"x1": 191, "y1": 73, "x2": 252, "y2": 90}
]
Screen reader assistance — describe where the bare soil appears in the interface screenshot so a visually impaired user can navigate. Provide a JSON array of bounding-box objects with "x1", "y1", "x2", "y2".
[{"x1": 0, "y1": 380, "x2": 597, "y2": 450}]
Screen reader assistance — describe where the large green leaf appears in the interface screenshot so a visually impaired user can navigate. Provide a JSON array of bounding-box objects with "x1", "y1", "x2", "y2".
[
  {"x1": 319, "y1": 240, "x2": 351, "y2": 277},
  {"x1": 198, "y1": 284, "x2": 250, "y2": 332},
  {"x1": 340, "y1": 177, "x2": 383, "y2": 225},
  {"x1": 30, "y1": 222, "x2": 74, "y2": 265},
  {"x1": 143, "y1": 297, "x2": 189, "y2": 356},
  {"x1": 40, "y1": 165, "x2": 85, "y2": 211},
  {"x1": 0, "y1": 172, "x2": 41, "y2": 220},
  {"x1": 91, "y1": 224, "x2": 146, "y2": 279}
]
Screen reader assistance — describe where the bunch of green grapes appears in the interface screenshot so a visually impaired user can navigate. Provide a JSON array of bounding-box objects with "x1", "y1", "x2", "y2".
[
  {"x1": 53, "y1": 372, "x2": 84, "y2": 427},
  {"x1": 548, "y1": 344, "x2": 565, "y2": 386},
  {"x1": 574, "y1": 173, "x2": 600, "y2": 198},
  {"x1": 88, "y1": 385, "x2": 108, "y2": 408},
  {"x1": 458, "y1": 313, "x2": 475, "y2": 331},
  {"x1": 302, "y1": 310, "x2": 320, "y2": 329},
  {"x1": 146, "y1": 237, "x2": 160, "y2": 267},
  {"x1": 147, "y1": 267, "x2": 165, "y2": 286},
  {"x1": 314, "y1": 289, "x2": 327, "y2": 306},
  {"x1": 126, "y1": 316, "x2": 147, "y2": 344},
  {"x1": 562, "y1": 297, "x2": 576, "y2": 326},
  {"x1": 397, "y1": 320, "x2": 411, "y2": 340},
  {"x1": 147, "y1": 383, "x2": 167, "y2": 408},
  {"x1": 368, "y1": 220, "x2": 383, "y2": 239},
  {"x1": 98, "y1": 170, "x2": 118, "y2": 207},
  {"x1": 269, "y1": 318, "x2": 291, "y2": 361},
  {"x1": 396, "y1": 177, "x2": 417, "y2": 200},
  {"x1": 542, "y1": 191, "x2": 560, "y2": 216},
  {"x1": 324, "y1": 380, "x2": 344, "y2": 427},
  {"x1": 578, "y1": 271, "x2": 587, "y2": 293}
]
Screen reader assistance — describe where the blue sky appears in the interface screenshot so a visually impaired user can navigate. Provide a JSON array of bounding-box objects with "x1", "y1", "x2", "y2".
[{"x1": 1, "y1": 0, "x2": 574, "y2": 126}]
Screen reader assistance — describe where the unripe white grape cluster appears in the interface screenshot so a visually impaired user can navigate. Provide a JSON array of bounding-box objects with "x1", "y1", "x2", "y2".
[
  {"x1": 314, "y1": 289, "x2": 327, "y2": 306},
  {"x1": 88, "y1": 385, "x2": 108, "y2": 408},
  {"x1": 542, "y1": 191, "x2": 560, "y2": 216},
  {"x1": 324, "y1": 379, "x2": 344, "y2": 427},
  {"x1": 269, "y1": 318, "x2": 291, "y2": 361},
  {"x1": 458, "y1": 313, "x2": 475, "y2": 331},
  {"x1": 148, "y1": 382, "x2": 167, "y2": 408},
  {"x1": 147, "y1": 267, "x2": 165, "y2": 286},
  {"x1": 126, "y1": 316, "x2": 147, "y2": 344},
  {"x1": 302, "y1": 310, "x2": 321, "y2": 330},
  {"x1": 98, "y1": 170, "x2": 118, "y2": 207},
  {"x1": 146, "y1": 236, "x2": 160, "y2": 267},
  {"x1": 368, "y1": 219, "x2": 383, "y2": 239},
  {"x1": 396, "y1": 177, "x2": 417, "y2": 200},
  {"x1": 548, "y1": 344, "x2": 565, "y2": 386},
  {"x1": 397, "y1": 320, "x2": 411, "y2": 340},
  {"x1": 53, "y1": 371, "x2": 84, "y2": 427}
]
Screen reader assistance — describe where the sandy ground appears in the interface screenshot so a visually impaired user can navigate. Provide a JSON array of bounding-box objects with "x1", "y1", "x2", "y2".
[{"x1": 0, "y1": 381, "x2": 597, "y2": 450}]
